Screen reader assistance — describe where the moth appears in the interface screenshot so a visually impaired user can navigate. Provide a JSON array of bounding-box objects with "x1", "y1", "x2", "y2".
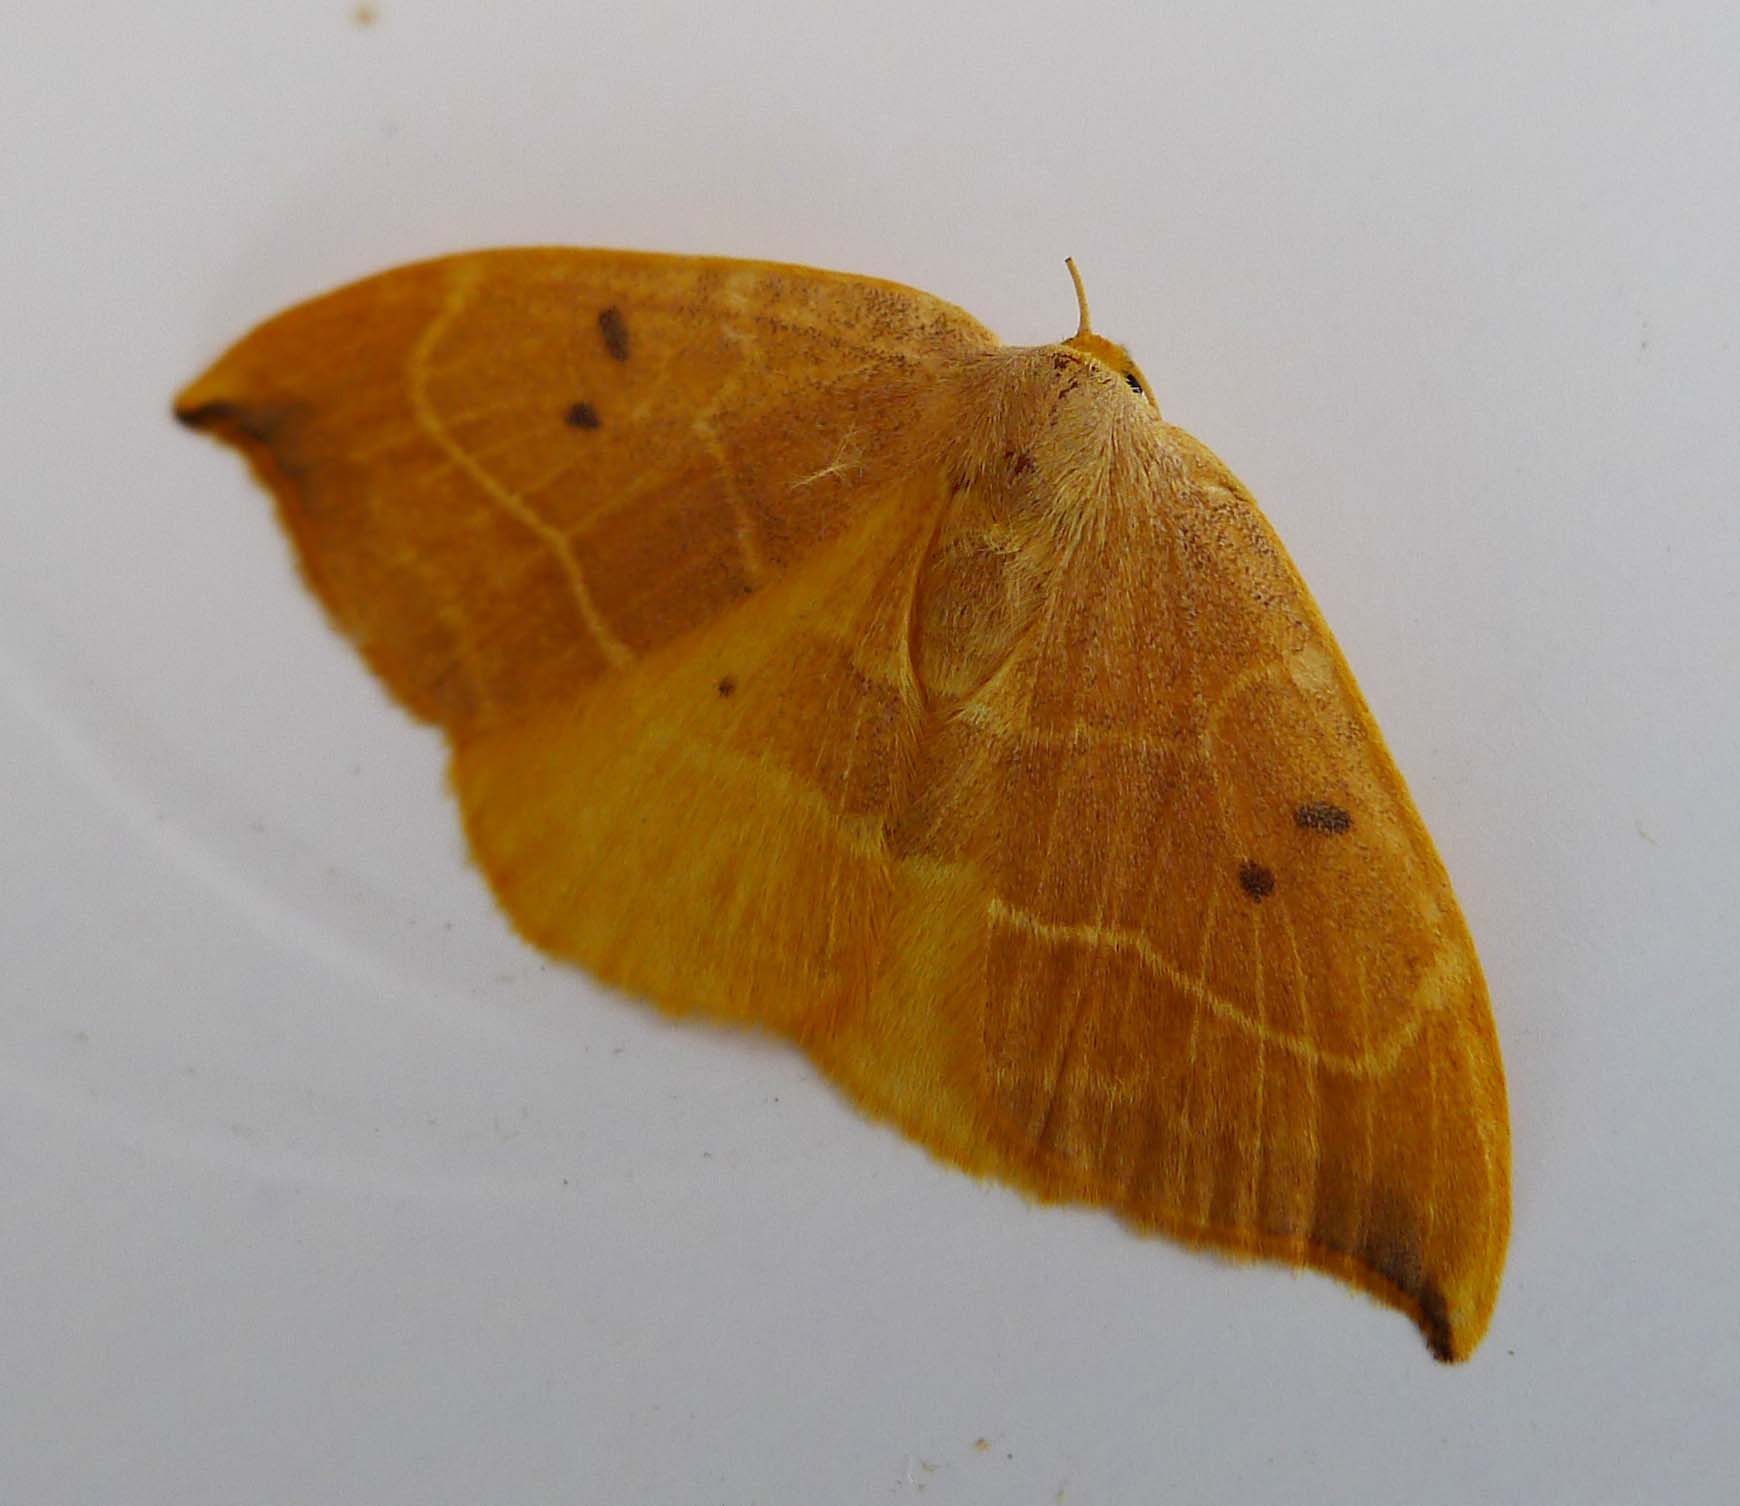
[{"x1": 176, "y1": 249, "x2": 1509, "y2": 1359}]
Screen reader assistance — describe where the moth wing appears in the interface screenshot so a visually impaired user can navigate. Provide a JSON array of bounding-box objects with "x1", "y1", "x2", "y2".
[
  {"x1": 175, "y1": 248, "x2": 995, "y2": 730},
  {"x1": 860, "y1": 426, "x2": 1509, "y2": 1360},
  {"x1": 176, "y1": 249, "x2": 995, "y2": 1029}
]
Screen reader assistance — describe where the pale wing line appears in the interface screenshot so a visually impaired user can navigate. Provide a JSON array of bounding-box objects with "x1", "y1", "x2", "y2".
[
  {"x1": 696, "y1": 711, "x2": 892, "y2": 868},
  {"x1": 1036, "y1": 500, "x2": 1170, "y2": 1162},
  {"x1": 686, "y1": 327, "x2": 772, "y2": 587},
  {"x1": 1150, "y1": 461, "x2": 1232, "y2": 1215},
  {"x1": 985, "y1": 897, "x2": 1456, "y2": 1079},
  {"x1": 954, "y1": 659, "x2": 1286, "y2": 754},
  {"x1": 401, "y1": 389, "x2": 568, "y2": 436},
  {"x1": 432, "y1": 272, "x2": 982, "y2": 369},
  {"x1": 1242, "y1": 904, "x2": 1268, "y2": 1231},
  {"x1": 1421, "y1": 1006, "x2": 1440, "y2": 1278},
  {"x1": 540, "y1": 509, "x2": 917, "y2": 938},
  {"x1": 653, "y1": 340, "x2": 782, "y2": 989},
  {"x1": 1031, "y1": 952, "x2": 1095, "y2": 1151},
  {"x1": 1012, "y1": 541, "x2": 1087, "y2": 891},
  {"x1": 954, "y1": 697, "x2": 1158, "y2": 749},
  {"x1": 1455, "y1": 1018, "x2": 1502, "y2": 1333},
  {"x1": 976, "y1": 506, "x2": 1096, "y2": 1149},
  {"x1": 1160, "y1": 471, "x2": 1236, "y2": 837},
  {"x1": 718, "y1": 765, "x2": 785, "y2": 993},
  {"x1": 1165, "y1": 459, "x2": 1249, "y2": 1220},
  {"x1": 347, "y1": 428, "x2": 441, "y2": 464},
  {"x1": 1168, "y1": 886, "x2": 1220, "y2": 1204},
  {"x1": 556, "y1": 459, "x2": 730, "y2": 545},
  {"x1": 1200, "y1": 658, "x2": 1293, "y2": 756},
  {"x1": 695, "y1": 418, "x2": 769, "y2": 586},
  {"x1": 820, "y1": 510, "x2": 945, "y2": 940},
  {"x1": 1078, "y1": 470, "x2": 1162, "y2": 1172},
  {"x1": 564, "y1": 350, "x2": 890, "y2": 582},
  {"x1": 1355, "y1": 954, "x2": 1376, "y2": 1251},
  {"x1": 336, "y1": 452, "x2": 491, "y2": 715},
  {"x1": 816, "y1": 656, "x2": 874, "y2": 982},
  {"x1": 1110, "y1": 619, "x2": 1197, "y2": 1189},
  {"x1": 406, "y1": 414, "x2": 658, "y2": 537},
  {"x1": 386, "y1": 532, "x2": 491, "y2": 715},
  {"x1": 426, "y1": 423, "x2": 576, "y2": 468},
  {"x1": 1033, "y1": 724, "x2": 1156, "y2": 1158},
  {"x1": 405, "y1": 263, "x2": 634, "y2": 670},
  {"x1": 990, "y1": 511, "x2": 1094, "y2": 1054},
  {"x1": 1278, "y1": 902, "x2": 1323, "y2": 1234}
]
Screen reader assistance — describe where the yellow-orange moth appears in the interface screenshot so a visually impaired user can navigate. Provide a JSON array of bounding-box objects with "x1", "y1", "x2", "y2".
[{"x1": 175, "y1": 248, "x2": 1509, "y2": 1360}]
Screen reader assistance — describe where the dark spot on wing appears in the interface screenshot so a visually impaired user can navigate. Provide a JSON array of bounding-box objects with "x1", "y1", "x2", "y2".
[
  {"x1": 1237, "y1": 860, "x2": 1276, "y2": 901},
  {"x1": 1008, "y1": 450, "x2": 1035, "y2": 476},
  {"x1": 1295, "y1": 801, "x2": 1352, "y2": 834},
  {"x1": 1124, "y1": 371, "x2": 1144, "y2": 394},
  {"x1": 597, "y1": 306, "x2": 630, "y2": 361},
  {"x1": 564, "y1": 401, "x2": 600, "y2": 429},
  {"x1": 716, "y1": 676, "x2": 736, "y2": 698}
]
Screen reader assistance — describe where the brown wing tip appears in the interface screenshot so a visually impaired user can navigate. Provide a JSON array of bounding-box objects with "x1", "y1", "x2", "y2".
[
  {"x1": 174, "y1": 396, "x2": 237, "y2": 432},
  {"x1": 173, "y1": 369, "x2": 281, "y2": 441},
  {"x1": 1418, "y1": 1286, "x2": 1461, "y2": 1363},
  {"x1": 1335, "y1": 1205, "x2": 1501, "y2": 1363},
  {"x1": 173, "y1": 367, "x2": 309, "y2": 492},
  {"x1": 1359, "y1": 1263, "x2": 1482, "y2": 1364},
  {"x1": 175, "y1": 362, "x2": 232, "y2": 425},
  {"x1": 1109, "y1": 1192, "x2": 1503, "y2": 1362},
  {"x1": 1290, "y1": 1242, "x2": 1496, "y2": 1363},
  {"x1": 1281, "y1": 1241, "x2": 1496, "y2": 1362}
]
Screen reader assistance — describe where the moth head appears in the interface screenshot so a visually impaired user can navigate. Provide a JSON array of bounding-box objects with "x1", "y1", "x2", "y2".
[{"x1": 1059, "y1": 257, "x2": 1159, "y2": 413}]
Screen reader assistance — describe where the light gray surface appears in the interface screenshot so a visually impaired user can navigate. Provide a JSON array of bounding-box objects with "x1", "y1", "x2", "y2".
[{"x1": 4, "y1": 3, "x2": 1736, "y2": 1501}]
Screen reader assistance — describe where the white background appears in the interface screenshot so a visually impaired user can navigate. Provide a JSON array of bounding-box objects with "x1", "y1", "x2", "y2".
[{"x1": 4, "y1": 3, "x2": 1736, "y2": 1501}]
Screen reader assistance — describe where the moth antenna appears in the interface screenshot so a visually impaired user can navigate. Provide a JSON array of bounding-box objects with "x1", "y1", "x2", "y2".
[{"x1": 1065, "y1": 257, "x2": 1092, "y2": 337}]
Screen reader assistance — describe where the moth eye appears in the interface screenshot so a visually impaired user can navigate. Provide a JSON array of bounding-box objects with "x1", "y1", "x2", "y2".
[{"x1": 1124, "y1": 371, "x2": 1145, "y2": 395}]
